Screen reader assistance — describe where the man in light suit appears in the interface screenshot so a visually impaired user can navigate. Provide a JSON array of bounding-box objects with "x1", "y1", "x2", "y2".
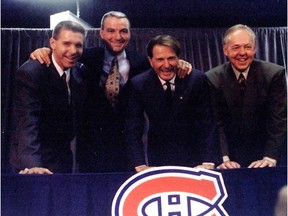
[
  {"x1": 124, "y1": 35, "x2": 219, "y2": 172},
  {"x1": 10, "y1": 21, "x2": 87, "y2": 174},
  {"x1": 206, "y1": 24, "x2": 287, "y2": 169},
  {"x1": 30, "y1": 11, "x2": 192, "y2": 173}
]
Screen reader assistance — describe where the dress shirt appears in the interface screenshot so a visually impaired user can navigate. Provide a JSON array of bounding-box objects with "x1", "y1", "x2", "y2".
[
  {"x1": 232, "y1": 66, "x2": 249, "y2": 80},
  {"x1": 158, "y1": 75, "x2": 176, "y2": 91},
  {"x1": 52, "y1": 54, "x2": 71, "y2": 97},
  {"x1": 102, "y1": 48, "x2": 130, "y2": 87}
]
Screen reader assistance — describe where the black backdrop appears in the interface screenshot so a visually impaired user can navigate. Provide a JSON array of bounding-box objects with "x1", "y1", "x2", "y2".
[{"x1": 1, "y1": 27, "x2": 287, "y2": 173}]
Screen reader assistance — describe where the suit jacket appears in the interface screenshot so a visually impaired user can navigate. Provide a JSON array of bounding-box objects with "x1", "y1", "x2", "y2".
[
  {"x1": 77, "y1": 46, "x2": 151, "y2": 172},
  {"x1": 124, "y1": 68, "x2": 218, "y2": 168},
  {"x1": 206, "y1": 59, "x2": 287, "y2": 166},
  {"x1": 10, "y1": 59, "x2": 88, "y2": 173}
]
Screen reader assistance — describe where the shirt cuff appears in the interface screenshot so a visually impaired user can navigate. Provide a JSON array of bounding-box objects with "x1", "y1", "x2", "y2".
[
  {"x1": 223, "y1": 156, "x2": 230, "y2": 162},
  {"x1": 202, "y1": 162, "x2": 215, "y2": 166}
]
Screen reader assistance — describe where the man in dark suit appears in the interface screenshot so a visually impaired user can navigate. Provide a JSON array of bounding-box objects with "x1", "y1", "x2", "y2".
[
  {"x1": 124, "y1": 35, "x2": 218, "y2": 172},
  {"x1": 206, "y1": 24, "x2": 287, "y2": 169},
  {"x1": 30, "y1": 11, "x2": 192, "y2": 173},
  {"x1": 9, "y1": 21, "x2": 87, "y2": 174}
]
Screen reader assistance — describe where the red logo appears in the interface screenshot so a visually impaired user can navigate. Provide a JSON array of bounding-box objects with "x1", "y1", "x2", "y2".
[{"x1": 112, "y1": 166, "x2": 228, "y2": 216}]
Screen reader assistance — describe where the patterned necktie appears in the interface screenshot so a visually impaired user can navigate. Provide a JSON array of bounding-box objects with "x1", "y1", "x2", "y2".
[
  {"x1": 165, "y1": 81, "x2": 172, "y2": 106},
  {"x1": 238, "y1": 73, "x2": 246, "y2": 92},
  {"x1": 105, "y1": 57, "x2": 120, "y2": 107}
]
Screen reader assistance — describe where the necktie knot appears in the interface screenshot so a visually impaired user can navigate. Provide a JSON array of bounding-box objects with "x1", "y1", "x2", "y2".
[{"x1": 165, "y1": 81, "x2": 171, "y2": 91}]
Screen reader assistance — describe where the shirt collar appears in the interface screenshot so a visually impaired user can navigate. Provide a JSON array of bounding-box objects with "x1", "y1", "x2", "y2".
[
  {"x1": 232, "y1": 65, "x2": 249, "y2": 80},
  {"x1": 52, "y1": 54, "x2": 70, "y2": 77},
  {"x1": 158, "y1": 74, "x2": 176, "y2": 86},
  {"x1": 104, "y1": 47, "x2": 126, "y2": 64}
]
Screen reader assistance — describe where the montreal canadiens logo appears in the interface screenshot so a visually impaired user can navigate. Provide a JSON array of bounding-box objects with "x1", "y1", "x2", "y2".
[{"x1": 112, "y1": 166, "x2": 228, "y2": 216}]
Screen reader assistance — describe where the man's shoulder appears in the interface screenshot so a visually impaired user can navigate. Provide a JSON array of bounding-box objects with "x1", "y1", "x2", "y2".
[
  {"x1": 252, "y1": 59, "x2": 285, "y2": 73},
  {"x1": 205, "y1": 62, "x2": 231, "y2": 83},
  {"x1": 18, "y1": 59, "x2": 47, "y2": 76},
  {"x1": 83, "y1": 46, "x2": 104, "y2": 54},
  {"x1": 131, "y1": 68, "x2": 153, "y2": 81},
  {"x1": 190, "y1": 68, "x2": 205, "y2": 77},
  {"x1": 81, "y1": 47, "x2": 104, "y2": 61},
  {"x1": 206, "y1": 63, "x2": 228, "y2": 75}
]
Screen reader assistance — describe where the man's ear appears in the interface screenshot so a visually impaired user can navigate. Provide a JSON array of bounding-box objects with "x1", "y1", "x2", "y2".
[
  {"x1": 223, "y1": 46, "x2": 228, "y2": 57},
  {"x1": 99, "y1": 29, "x2": 104, "y2": 39},
  {"x1": 50, "y1": 38, "x2": 56, "y2": 50},
  {"x1": 148, "y1": 56, "x2": 153, "y2": 68}
]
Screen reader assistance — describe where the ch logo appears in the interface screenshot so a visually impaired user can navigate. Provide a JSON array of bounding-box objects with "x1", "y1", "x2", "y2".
[{"x1": 112, "y1": 166, "x2": 228, "y2": 216}]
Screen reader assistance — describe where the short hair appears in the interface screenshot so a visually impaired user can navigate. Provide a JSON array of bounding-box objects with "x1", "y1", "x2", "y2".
[
  {"x1": 146, "y1": 35, "x2": 181, "y2": 58},
  {"x1": 100, "y1": 11, "x2": 130, "y2": 29},
  {"x1": 52, "y1": 21, "x2": 85, "y2": 40},
  {"x1": 222, "y1": 24, "x2": 256, "y2": 45}
]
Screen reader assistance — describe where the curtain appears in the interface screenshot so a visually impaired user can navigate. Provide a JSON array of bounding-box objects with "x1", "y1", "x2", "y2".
[{"x1": 1, "y1": 27, "x2": 286, "y2": 173}]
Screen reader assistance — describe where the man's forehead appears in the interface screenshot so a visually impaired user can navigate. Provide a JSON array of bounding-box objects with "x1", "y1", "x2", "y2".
[{"x1": 103, "y1": 17, "x2": 130, "y2": 28}]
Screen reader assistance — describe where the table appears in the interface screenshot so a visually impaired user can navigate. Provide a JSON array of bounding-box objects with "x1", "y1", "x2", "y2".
[{"x1": 2, "y1": 167, "x2": 286, "y2": 216}]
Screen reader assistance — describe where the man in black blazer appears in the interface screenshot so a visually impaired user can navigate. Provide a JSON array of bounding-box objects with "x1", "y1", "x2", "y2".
[
  {"x1": 30, "y1": 11, "x2": 192, "y2": 173},
  {"x1": 125, "y1": 35, "x2": 218, "y2": 172},
  {"x1": 9, "y1": 21, "x2": 88, "y2": 174},
  {"x1": 206, "y1": 24, "x2": 287, "y2": 169}
]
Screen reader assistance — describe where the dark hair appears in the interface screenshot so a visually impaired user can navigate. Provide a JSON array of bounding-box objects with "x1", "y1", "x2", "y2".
[
  {"x1": 100, "y1": 11, "x2": 130, "y2": 29},
  {"x1": 146, "y1": 35, "x2": 181, "y2": 58},
  {"x1": 222, "y1": 24, "x2": 256, "y2": 45},
  {"x1": 52, "y1": 21, "x2": 85, "y2": 40}
]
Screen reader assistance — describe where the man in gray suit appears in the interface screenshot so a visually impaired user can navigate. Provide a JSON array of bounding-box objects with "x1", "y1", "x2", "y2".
[{"x1": 206, "y1": 24, "x2": 287, "y2": 169}]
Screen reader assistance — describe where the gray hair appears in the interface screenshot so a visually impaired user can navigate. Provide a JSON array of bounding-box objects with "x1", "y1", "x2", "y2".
[
  {"x1": 222, "y1": 24, "x2": 256, "y2": 45},
  {"x1": 100, "y1": 11, "x2": 130, "y2": 29}
]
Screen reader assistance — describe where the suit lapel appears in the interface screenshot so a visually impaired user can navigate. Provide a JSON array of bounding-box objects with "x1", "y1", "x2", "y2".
[
  {"x1": 223, "y1": 64, "x2": 243, "y2": 105},
  {"x1": 145, "y1": 70, "x2": 169, "y2": 113},
  {"x1": 242, "y1": 62, "x2": 259, "y2": 108}
]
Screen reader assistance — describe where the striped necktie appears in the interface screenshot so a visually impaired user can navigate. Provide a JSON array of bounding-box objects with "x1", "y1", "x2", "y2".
[{"x1": 238, "y1": 73, "x2": 246, "y2": 92}]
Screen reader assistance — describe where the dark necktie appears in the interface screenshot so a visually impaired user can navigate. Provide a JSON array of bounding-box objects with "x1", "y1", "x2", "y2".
[
  {"x1": 238, "y1": 73, "x2": 246, "y2": 92},
  {"x1": 61, "y1": 72, "x2": 69, "y2": 103},
  {"x1": 105, "y1": 57, "x2": 120, "y2": 107},
  {"x1": 165, "y1": 81, "x2": 172, "y2": 106}
]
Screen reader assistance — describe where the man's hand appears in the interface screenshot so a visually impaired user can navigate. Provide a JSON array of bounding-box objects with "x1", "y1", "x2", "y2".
[
  {"x1": 30, "y1": 47, "x2": 51, "y2": 66},
  {"x1": 248, "y1": 159, "x2": 276, "y2": 168},
  {"x1": 135, "y1": 165, "x2": 154, "y2": 172},
  {"x1": 19, "y1": 167, "x2": 53, "y2": 174},
  {"x1": 195, "y1": 162, "x2": 215, "y2": 169},
  {"x1": 217, "y1": 161, "x2": 241, "y2": 169},
  {"x1": 177, "y1": 60, "x2": 192, "y2": 78}
]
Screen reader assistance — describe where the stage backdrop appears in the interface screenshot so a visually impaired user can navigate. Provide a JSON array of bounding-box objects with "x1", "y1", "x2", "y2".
[{"x1": 1, "y1": 27, "x2": 287, "y2": 173}]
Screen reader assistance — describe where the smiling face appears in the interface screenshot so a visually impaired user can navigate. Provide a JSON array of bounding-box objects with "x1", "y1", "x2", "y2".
[
  {"x1": 50, "y1": 29, "x2": 84, "y2": 70},
  {"x1": 100, "y1": 16, "x2": 131, "y2": 55},
  {"x1": 223, "y1": 29, "x2": 256, "y2": 72},
  {"x1": 148, "y1": 45, "x2": 179, "y2": 81}
]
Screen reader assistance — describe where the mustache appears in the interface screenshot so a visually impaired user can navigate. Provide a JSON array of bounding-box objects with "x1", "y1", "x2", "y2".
[{"x1": 161, "y1": 67, "x2": 177, "y2": 72}]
